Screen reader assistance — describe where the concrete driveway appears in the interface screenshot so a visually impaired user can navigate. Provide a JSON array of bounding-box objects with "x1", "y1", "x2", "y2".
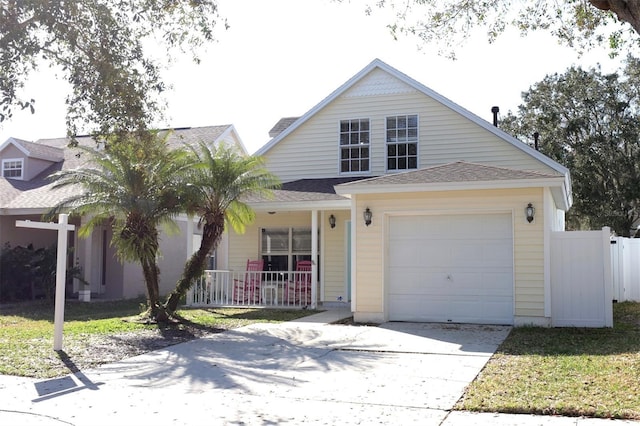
[{"x1": 0, "y1": 313, "x2": 511, "y2": 425}]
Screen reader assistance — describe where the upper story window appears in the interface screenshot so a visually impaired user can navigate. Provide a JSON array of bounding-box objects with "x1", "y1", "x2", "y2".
[
  {"x1": 387, "y1": 115, "x2": 418, "y2": 171},
  {"x1": 2, "y1": 158, "x2": 24, "y2": 179},
  {"x1": 340, "y1": 119, "x2": 370, "y2": 173}
]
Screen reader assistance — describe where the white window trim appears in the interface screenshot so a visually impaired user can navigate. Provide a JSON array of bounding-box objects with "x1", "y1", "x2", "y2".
[
  {"x1": 338, "y1": 118, "x2": 371, "y2": 175},
  {"x1": 385, "y1": 114, "x2": 419, "y2": 173},
  {"x1": 2, "y1": 158, "x2": 24, "y2": 180},
  {"x1": 260, "y1": 227, "x2": 313, "y2": 272}
]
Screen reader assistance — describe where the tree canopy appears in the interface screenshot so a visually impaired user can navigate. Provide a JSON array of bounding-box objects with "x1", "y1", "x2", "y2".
[
  {"x1": 0, "y1": 0, "x2": 225, "y2": 138},
  {"x1": 164, "y1": 142, "x2": 279, "y2": 314},
  {"x1": 354, "y1": 0, "x2": 640, "y2": 58},
  {"x1": 499, "y1": 57, "x2": 640, "y2": 236},
  {"x1": 49, "y1": 132, "x2": 194, "y2": 320}
]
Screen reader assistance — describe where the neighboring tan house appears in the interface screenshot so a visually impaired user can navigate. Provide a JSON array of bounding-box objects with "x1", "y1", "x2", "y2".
[
  {"x1": 0, "y1": 125, "x2": 246, "y2": 300},
  {"x1": 215, "y1": 58, "x2": 572, "y2": 326}
]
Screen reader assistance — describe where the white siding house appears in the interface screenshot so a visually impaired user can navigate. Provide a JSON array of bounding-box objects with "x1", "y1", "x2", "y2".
[{"x1": 225, "y1": 58, "x2": 571, "y2": 326}]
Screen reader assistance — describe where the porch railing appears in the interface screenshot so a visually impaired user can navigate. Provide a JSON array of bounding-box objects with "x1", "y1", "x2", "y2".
[{"x1": 185, "y1": 269, "x2": 314, "y2": 309}]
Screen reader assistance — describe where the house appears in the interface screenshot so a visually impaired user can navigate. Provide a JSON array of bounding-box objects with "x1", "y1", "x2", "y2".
[
  {"x1": 1, "y1": 58, "x2": 573, "y2": 327},
  {"x1": 214, "y1": 58, "x2": 571, "y2": 326},
  {"x1": 0, "y1": 125, "x2": 245, "y2": 300}
]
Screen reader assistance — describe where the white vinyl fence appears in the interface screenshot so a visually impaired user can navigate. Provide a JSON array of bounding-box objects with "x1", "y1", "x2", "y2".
[
  {"x1": 550, "y1": 227, "x2": 613, "y2": 327},
  {"x1": 611, "y1": 236, "x2": 640, "y2": 302},
  {"x1": 550, "y1": 228, "x2": 640, "y2": 328}
]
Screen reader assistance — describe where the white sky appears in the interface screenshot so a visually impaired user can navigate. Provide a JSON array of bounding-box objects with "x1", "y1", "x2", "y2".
[{"x1": 0, "y1": 0, "x2": 624, "y2": 154}]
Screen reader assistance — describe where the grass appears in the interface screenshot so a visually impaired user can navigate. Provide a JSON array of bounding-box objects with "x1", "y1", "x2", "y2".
[
  {"x1": 4, "y1": 299, "x2": 640, "y2": 419},
  {"x1": 0, "y1": 298, "x2": 319, "y2": 378},
  {"x1": 457, "y1": 301, "x2": 640, "y2": 420}
]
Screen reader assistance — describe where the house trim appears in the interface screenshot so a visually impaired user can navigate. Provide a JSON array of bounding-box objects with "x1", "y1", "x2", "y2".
[
  {"x1": 249, "y1": 200, "x2": 351, "y2": 212},
  {"x1": 255, "y1": 59, "x2": 572, "y2": 188},
  {"x1": 1, "y1": 158, "x2": 24, "y2": 180}
]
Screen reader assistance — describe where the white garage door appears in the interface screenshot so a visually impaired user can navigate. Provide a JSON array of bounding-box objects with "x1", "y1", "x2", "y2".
[{"x1": 388, "y1": 213, "x2": 513, "y2": 325}]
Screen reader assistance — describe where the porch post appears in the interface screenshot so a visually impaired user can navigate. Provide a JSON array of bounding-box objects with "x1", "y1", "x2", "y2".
[
  {"x1": 185, "y1": 217, "x2": 194, "y2": 305},
  {"x1": 186, "y1": 217, "x2": 194, "y2": 258},
  {"x1": 80, "y1": 215, "x2": 93, "y2": 302},
  {"x1": 311, "y1": 209, "x2": 318, "y2": 308},
  {"x1": 350, "y1": 201, "x2": 357, "y2": 313}
]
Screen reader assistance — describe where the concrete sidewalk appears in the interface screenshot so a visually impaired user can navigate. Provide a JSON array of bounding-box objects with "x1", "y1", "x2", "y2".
[{"x1": 0, "y1": 309, "x2": 637, "y2": 425}]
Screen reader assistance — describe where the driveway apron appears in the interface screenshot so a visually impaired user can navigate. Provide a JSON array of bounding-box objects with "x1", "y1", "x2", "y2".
[{"x1": 0, "y1": 318, "x2": 511, "y2": 425}]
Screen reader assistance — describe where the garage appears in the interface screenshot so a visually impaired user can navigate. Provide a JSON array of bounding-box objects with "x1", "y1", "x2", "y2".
[{"x1": 387, "y1": 213, "x2": 514, "y2": 325}]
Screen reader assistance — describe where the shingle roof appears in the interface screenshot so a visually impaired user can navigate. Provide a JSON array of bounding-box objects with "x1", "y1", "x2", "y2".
[
  {"x1": 15, "y1": 139, "x2": 65, "y2": 162},
  {"x1": 243, "y1": 177, "x2": 368, "y2": 204},
  {"x1": 281, "y1": 177, "x2": 372, "y2": 193},
  {"x1": 0, "y1": 126, "x2": 238, "y2": 212},
  {"x1": 337, "y1": 161, "x2": 561, "y2": 188},
  {"x1": 158, "y1": 125, "x2": 238, "y2": 150},
  {"x1": 268, "y1": 117, "x2": 300, "y2": 138}
]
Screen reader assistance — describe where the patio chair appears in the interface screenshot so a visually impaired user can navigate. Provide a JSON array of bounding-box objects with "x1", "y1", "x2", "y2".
[
  {"x1": 233, "y1": 259, "x2": 264, "y2": 304},
  {"x1": 284, "y1": 260, "x2": 313, "y2": 306}
]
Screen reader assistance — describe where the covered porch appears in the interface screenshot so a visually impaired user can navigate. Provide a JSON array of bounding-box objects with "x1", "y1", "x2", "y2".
[{"x1": 186, "y1": 178, "x2": 360, "y2": 309}]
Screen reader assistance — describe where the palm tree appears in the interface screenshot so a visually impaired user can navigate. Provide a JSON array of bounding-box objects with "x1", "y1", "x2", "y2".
[
  {"x1": 164, "y1": 142, "x2": 280, "y2": 314},
  {"x1": 49, "y1": 132, "x2": 193, "y2": 321}
]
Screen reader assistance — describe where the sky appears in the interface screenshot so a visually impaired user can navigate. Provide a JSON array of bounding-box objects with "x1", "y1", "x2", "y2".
[{"x1": 0, "y1": 0, "x2": 625, "y2": 154}]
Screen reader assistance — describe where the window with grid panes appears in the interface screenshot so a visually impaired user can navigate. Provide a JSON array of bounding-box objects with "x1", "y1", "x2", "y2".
[
  {"x1": 339, "y1": 119, "x2": 370, "y2": 173},
  {"x1": 2, "y1": 159, "x2": 23, "y2": 179},
  {"x1": 260, "y1": 228, "x2": 312, "y2": 272},
  {"x1": 386, "y1": 115, "x2": 418, "y2": 171}
]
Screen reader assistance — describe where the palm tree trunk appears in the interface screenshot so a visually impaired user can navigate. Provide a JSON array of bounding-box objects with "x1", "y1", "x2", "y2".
[
  {"x1": 165, "y1": 220, "x2": 223, "y2": 314},
  {"x1": 140, "y1": 255, "x2": 168, "y2": 321}
]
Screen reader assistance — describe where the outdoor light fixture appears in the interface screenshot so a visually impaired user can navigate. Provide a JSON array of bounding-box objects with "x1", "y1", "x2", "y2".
[
  {"x1": 363, "y1": 207, "x2": 372, "y2": 226},
  {"x1": 329, "y1": 214, "x2": 336, "y2": 229},
  {"x1": 526, "y1": 203, "x2": 535, "y2": 223}
]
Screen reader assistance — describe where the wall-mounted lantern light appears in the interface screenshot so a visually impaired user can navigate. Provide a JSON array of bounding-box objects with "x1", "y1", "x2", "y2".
[
  {"x1": 363, "y1": 207, "x2": 372, "y2": 226},
  {"x1": 526, "y1": 203, "x2": 535, "y2": 223},
  {"x1": 329, "y1": 214, "x2": 336, "y2": 229}
]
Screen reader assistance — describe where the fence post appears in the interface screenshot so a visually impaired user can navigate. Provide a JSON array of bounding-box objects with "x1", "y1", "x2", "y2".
[{"x1": 603, "y1": 227, "x2": 613, "y2": 327}]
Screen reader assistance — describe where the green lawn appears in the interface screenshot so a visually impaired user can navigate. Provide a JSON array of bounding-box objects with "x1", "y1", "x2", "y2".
[
  {"x1": 3, "y1": 299, "x2": 640, "y2": 419},
  {"x1": 0, "y1": 299, "x2": 318, "y2": 378},
  {"x1": 458, "y1": 302, "x2": 640, "y2": 420}
]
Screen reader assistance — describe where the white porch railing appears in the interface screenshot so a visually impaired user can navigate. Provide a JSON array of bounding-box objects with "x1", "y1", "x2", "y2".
[{"x1": 185, "y1": 269, "x2": 314, "y2": 309}]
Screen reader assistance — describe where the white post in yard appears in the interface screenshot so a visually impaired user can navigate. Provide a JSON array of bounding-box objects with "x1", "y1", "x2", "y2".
[{"x1": 16, "y1": 214, "x2": 76, "y2": 351}]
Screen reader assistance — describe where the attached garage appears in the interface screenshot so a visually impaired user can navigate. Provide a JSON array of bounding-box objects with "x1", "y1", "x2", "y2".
[{"x1": 387, "y1": 213, "x2": 514, "y2": 325}]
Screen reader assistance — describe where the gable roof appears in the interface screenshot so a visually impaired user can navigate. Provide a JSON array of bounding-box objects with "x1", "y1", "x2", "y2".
[
  {"x1": 0, "y1": 137, "x2": 65, "y2": 162},
  {"x1": 0, "y1": 125, "x2": 243, "y2": 214},
  {"x1": 335, "y1": 161, "x2": 571, "y2": 211},
  {"x1": 254, "y1": 58, "x2": 570, "y2": 177}
]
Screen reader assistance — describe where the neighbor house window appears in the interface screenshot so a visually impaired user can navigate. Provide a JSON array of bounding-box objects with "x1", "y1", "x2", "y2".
[
  {"x1": 2, "y1": 158, "x2": 23, "y2": 179},
  {"x1": 261, "y1": 227, "x2": 312, "y2": 272},
  {"x1": 340, "y1": 119, "x2": 370, "y2": 173},
  {"x1": 386, "y1": 115, "x2": 418, "y2": 171}
]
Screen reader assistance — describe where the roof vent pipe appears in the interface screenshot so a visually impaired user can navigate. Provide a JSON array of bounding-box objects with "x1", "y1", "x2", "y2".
[
  {"x1": 491, "y1": 106, "x2": 500, "y2": 127},
  {"x1": 533, "y1": 132, "x2": 540, "y2": 151}
]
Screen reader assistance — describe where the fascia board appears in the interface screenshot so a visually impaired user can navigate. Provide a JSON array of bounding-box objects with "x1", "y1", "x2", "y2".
[
  {"x1": 2, "y1": 207, "x2": 51, "y2": 216},
  {"x1": 0, "y1": 138, "x2": 30, "y2": 157},
  {"x1": 334, "y1": 177, "x2": 566, "y2": 196},
  {"x1": 254, "y1": 59, "x2": 383, "y2": 157},
  {"x1": 249, "y1": 199, "x2": 351, "y2": 212},
  {"x1": 219, "y1": 124, "x2": 249, "y2": 155}
]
